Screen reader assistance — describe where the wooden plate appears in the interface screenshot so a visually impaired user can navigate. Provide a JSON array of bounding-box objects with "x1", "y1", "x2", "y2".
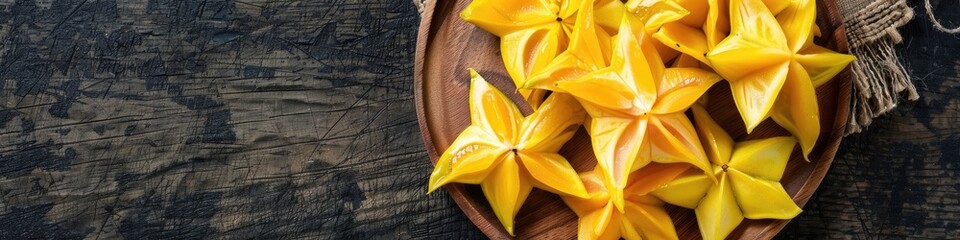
[{"x1": 414, "y1": 0, "x2": 851, "y2": 239}]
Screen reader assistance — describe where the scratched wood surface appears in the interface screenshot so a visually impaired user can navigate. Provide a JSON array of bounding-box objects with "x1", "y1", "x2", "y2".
[{"x1": 0, "y1": 0, "x2": 955, "y2": 239}]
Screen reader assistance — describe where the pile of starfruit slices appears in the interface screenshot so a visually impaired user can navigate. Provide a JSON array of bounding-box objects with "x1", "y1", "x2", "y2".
[{"x1": 427, "y1": 0, "x2": 855, "y2": 239}]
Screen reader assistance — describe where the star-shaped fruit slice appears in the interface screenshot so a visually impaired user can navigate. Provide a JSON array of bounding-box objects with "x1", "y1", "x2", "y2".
[
  {"x1": 427, "y1": 69, "x2": 589, "y2": 236},
  {"x1": 623, "y1": 0, "x2": 690, "y2": 62},
  {"x1": 652, "y1": 0, "x2": 794, "y2": 67},
  {"x1": 523, "y1": 0, "x2": 610, "y2": 92},
  {"x1": 524, "y1": 0, "x2": 692, "y2": 92},
  {"x1": 651, "y1": 104, "x2": 802, "y2": 240},
  {"x1": 651, "y1": 0, "x2": 728, "y2": 66},
  {"x1": 555, "y1": 16, "x2": 721, "y2": 211},
  {"x1": 562, "y1": 163, "x2": 688, "y2": 240},
  {"x1": 705, "y1": 0, "x2": 854, "y2": 159},
  {"x1": 460, "y1": 0, "x2": 622, "y2": 108}
]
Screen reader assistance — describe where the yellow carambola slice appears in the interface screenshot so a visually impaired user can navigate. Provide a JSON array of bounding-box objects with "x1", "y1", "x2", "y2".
[
  {"x1": 428, "y1": 69, "x2": 588, "y2": 236},
  {"x1": 652, "y1": 105, "x2": 802, "y2": 240},
  {"x1": 705, "y1": 0, "x2": 854, "y2": 159},
  {"x1": 557, "y1": 16, "x2": 721, "y2": 212},
  {"x1": 562, "y1": 163, "x2": 687, "y2": 240},
  {"x1": 460, "y1": 0, "x2": 624, "y2": 108}
]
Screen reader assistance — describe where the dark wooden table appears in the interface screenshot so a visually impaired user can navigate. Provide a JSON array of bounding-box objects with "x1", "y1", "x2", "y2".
[{"x1": 0, "y1": 0, "x2": 956, "y2": 239}]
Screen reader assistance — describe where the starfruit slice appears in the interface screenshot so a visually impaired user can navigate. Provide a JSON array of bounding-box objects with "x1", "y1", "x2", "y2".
[
  {"x1": 623, "y1": 0, "x2": 689, "y2": 61},
  {"x1": 562, "y1": 163, "x2": 688, "y2": 240},
  {"x1": 524, "y1": 0, "x2": 610, "y2": 91},
  {"x1": 652, "y1": 0, "x2": 729, "y2": 66},
  {"x1": 428, "y1": 69, "x2": 588, "y2": 235},
  {"x1": 461, "y1": 0, "x2": 620, "y2": 108},
  {"x1": 652, "y1": 0, "x2": 797, "y2": 67},
  {"x1": 651, "y1": 104, "x2": 802, "y2": 240},
  {"x1": 706, "y1": 0, "x2": 854, "y2": 159},
  {"x1": 556, "y1": 16, "x2": 721, "y2": 211}
]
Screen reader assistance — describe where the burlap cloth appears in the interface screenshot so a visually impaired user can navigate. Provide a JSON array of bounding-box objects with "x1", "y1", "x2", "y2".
[
  {"x1": 413, "y1": 0, "x2": 925, "y2": 135},
  {"x1": 838, "y1": 0, "x2": 916, "y2": 134}
]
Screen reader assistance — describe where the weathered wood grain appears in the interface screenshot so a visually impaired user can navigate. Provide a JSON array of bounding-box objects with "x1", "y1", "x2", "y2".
[
  {"x1": 0, "y1": 0, "x2": 956, "y2": 239},
  {"x1": 0, "y1": 0, "x2": 482, "y2": 239}
]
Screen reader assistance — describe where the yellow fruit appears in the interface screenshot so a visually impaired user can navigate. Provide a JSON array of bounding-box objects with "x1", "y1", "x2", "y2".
[
  {"x1": 562, "y1": 163, "x2": 688, "y2": 240},
  {"x1": 624, "y1": 0, "x2": 689, "y2": 61},
  {"x1": 441, "y1": 0, "x2": 849, "y2": 238},
  {"x1": 706, "y1": 0, "x2": 854, "y2": 159},
  {"x1": 524, "y1": 0, "x2": 611, "y2": 92},
  {"x1": 652, "y1": 105, "x2": 802, "y2": 240},
  {"x1": 428, "y1": 69, "x2": 588, "y2": 235},
  {"x1": 461, "y1": 0, "x2": 622, "y2": 108},
  {"x1": 652, "y1": 0, "x2": 729, "y2": 66},
  {"x1": 556, "y1": 16, "x2": 721, "y2": 211}
]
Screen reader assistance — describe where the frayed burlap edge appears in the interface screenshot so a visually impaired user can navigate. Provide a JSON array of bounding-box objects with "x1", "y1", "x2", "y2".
[
  {"x1": 841, "y1": 0, "x2": 917, "y2": 134},
  {"x1": 847, "y1": 35, "x2": 918, "y2": 134}
]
